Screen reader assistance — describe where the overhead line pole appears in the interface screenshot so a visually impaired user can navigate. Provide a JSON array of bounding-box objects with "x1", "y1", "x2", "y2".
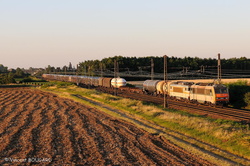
[
  {"x1": 100, "y1": 62, "x2": 103, "y2": 77},
  {"x1": 164, "y1": 55, "x2": 168, "y2": 108},
  {"x1": 151, "y1": 58, "x2": 154, "y2": 80},
  {"x1": 218, "y1": 53, "x2": 221, "y2": 84},
  {"x1": 116, "y1": 61, "x2": 119, "y2": 78},
  {"x1": 114, "y1": 60, "x2": 117, "y2": 96}
]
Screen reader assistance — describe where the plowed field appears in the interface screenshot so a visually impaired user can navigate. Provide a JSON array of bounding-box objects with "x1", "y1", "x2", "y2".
[{"x1": 0, "y1": 88, "x2": 214, "y2": 165}]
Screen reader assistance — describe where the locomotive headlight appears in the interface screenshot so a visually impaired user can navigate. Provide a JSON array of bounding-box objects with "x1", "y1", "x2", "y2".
[{"x1": 217, "y1": 97, "x2": 228, "y2": 99}]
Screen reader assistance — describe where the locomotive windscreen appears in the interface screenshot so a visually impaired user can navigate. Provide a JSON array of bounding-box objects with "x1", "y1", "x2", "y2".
[{"x1": 214, "y1": 87, "x2": 228, "y2": 94}]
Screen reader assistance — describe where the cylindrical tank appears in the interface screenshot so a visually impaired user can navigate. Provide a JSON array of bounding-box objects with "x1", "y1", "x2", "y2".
[
  {"x1": 156, "y1": 81, "x2": 168, "y2": 95},
  {"x1": 111, "y1": 78, "x2": 126, "y2": 88},
  {"x1": 143, "y1": 80, "x2": 160, "y2": 93}
]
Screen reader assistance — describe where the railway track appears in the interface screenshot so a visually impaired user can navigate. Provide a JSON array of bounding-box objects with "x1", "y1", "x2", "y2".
[{"x1": 96, "y1": 87, "x2": 250, "y2": 123}]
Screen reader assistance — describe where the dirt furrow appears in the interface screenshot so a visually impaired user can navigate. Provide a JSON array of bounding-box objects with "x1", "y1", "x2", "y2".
[
  {"x1": 63, "y1": 107, "x2": 82, "y2": 163},
  {"x1": 65, "y1": 105, "x2": 105, "y2": 164},
  {"x1": 0, "y1": 90, "x2": 29, "y2": 118},
  {"x1": 76, "y1": 108, "x2": 111, "y2": 164},
  {"x1": 0, "y1": 89, "x2": 32, "y2": 106},
  {"x1": 25, "y1": 95, "x2": 49, "y2": 160},
  {"x1": 0, "y1": 93, "x2": 41, "y2": 163},
  {"x1": 72, "y1": 102, "x2": 162, "y2": 165},
  {"x1": 53, "y1": 104, "x2": 74, "y2": 164},
  {"x1": 8, "y1": 95, "x2": 44, "y2": 161},
  {"x1": 113, "y1": 120, "x2": 176, "y2": 164},
  {"x1": 0, "y1": 90, "x2": 18, "y2": 103},
  {"x1": 0, "y1": 95, "x2": 29, "y2": 128},
  {"x1": 0, "y1": 92, "x2": 38, "y2": 153},
  {"x1": 75, "y1": 109, "x2": 105, "y2": 165},
  {"x1": 28, "y1": 96, "x2": 56, "y2": 160},
  {"x1": 61, "y1": 100, "x2": 128, "y2": 165},
  {"x1": 91, "y1": 117, "x2": 128, "y2": 165},
  {"x1": 50, "y1": 106, "x2": 65, "y2": 165},
  {"x1": 99, "y1": 117, "x2": 162, "y2": 165},
  {"x1": 95, "y1": 117, "x2": 157, "y2": 165}
]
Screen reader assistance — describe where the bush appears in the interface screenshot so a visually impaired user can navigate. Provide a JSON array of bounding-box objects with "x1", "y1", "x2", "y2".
[
  {"x1": 226, "y1": 80, "x2": 250, "y2": 108},
  {"x1": 56, "y1": 82, "x2": 73, "y2": 88},
  {"x1": 244, "y1": 92, "x2": 250, "y2": 107},
  {"x1": 0, "y1": 73, "x2": 16, "y2": 84},
  {"x1": 22, "y1": 77, "x2": 33, "y2": 82}
]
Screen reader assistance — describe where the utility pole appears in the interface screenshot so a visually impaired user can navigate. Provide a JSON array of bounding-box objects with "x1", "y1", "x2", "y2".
[
  {"x1": 100, "y1": 62, "x2": 103, "y2": 77},
  {"x1": 114, "y1": 60, "x2": 117, "y2": 96},
  {"x1": 114, "y1": 60, "x2": 117, "y2": 78},
  {"x1": 139, "y1": 67, "x2": 142, "y2": 75},
  {"x1": 116, "y1": 61, "x2": 119, "y2": 78},
  {"x1": 88, "y1": 66, "x2": 91, "y2": 88},
  {"x1": 164, "y1": 55, "x2": 168, "y2": 108},
  {"x1": 200, "y1": 65, "x2": 205, "y2": 74},
  {"x1": 126, "y1": 68, "x2": 130, "y2": 75},
  {"x1": 76, "y1": 64, "x2": 79, "y2": 85},
  {"x1": 76, "y1": 64, "x2": 79, "y2": 75},
  {"x1": 218, "y1": 53, "x2": 221, "y2": 84},
  {"x1": 182, "y1": 67, "x2": 188, "y2": 74},
  {"x1": 151, "y1": 58, "x2": 154, "y2": 80}
]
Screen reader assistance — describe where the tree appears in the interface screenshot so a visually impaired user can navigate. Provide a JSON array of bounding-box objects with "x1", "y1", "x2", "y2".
[
  {"x1": 15, "y1": 68, "x2": 25, "y2": 78},
  {"x1": 69, "y1": 62, "x2": 73, "y2": 71},
  {"x1": 45, "y1": 65, "x2": 52, "y2": 74},
  {"x1": 0, "y1": 73, "x2": 15, "y2": 84},
  {"x1": 0, "y1": 64, "x2": 8, "y2": 73}
]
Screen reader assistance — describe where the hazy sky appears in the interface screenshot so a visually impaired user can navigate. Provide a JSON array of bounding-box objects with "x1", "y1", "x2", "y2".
[{"x1": 1, "y1": 0, "x2": 250, "y2": 69}]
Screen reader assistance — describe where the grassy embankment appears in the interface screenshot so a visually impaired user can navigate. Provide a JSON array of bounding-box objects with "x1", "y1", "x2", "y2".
[
  {"x1": 37, "y1": 82, "x2": 250, "y2": 163},
  {"x1": 0, "y1": 77, "x2": 50, "y2": 87}
]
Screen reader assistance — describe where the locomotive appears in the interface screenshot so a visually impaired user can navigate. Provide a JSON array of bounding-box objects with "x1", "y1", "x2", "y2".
[{"x1": 143, "y1": 80, "x2": 229, "y2": 105}]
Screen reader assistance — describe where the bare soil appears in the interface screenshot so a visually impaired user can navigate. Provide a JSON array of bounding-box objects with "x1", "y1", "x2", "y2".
[{"x1": 0, "y1": 88, "x2": 214, "y2": 165}]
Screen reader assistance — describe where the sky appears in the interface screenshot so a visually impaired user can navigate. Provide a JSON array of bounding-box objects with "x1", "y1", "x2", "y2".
[{"x1": 0, "y1": 0, "x2": 250, "y2": 69}]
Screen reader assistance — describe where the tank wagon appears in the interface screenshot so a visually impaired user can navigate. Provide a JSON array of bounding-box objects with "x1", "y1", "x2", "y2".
[
  {"x1": 143, "y1": 79, "x2": 229, "y2": 105},
  {"x1": 111, "y1": 78, "x2": 127, "y2": 88},
  {"x1": 42, "y1": 74, "x2": 126, "y2": 88},
  {"x1": 143, "y1": 80, "x2": 161, "y2": 95}
]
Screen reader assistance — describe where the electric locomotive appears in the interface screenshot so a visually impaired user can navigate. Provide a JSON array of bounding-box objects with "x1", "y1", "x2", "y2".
[{"x1": 142, "y1": 79, "x2": 229, "y2": 105}]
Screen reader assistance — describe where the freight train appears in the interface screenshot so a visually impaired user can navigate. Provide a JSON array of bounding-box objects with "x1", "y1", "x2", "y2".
[
  {"x1": 42, "y1": 74, "x2": 229, "y2": 106},
  {"x1": 42, "y1": 74, "x2": 126, "y2": 88},
  {"x1": 143, "y1": 80, "x2": 229, "y2": 105}
]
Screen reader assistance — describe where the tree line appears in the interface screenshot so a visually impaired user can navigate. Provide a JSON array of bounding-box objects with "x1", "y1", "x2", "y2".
[
  {"x1": 76, "y1": 56, "x2": 250, "y2": 74},
  {"x1": 0, "y1": 64, "x2": 29, "y2": 84}
]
